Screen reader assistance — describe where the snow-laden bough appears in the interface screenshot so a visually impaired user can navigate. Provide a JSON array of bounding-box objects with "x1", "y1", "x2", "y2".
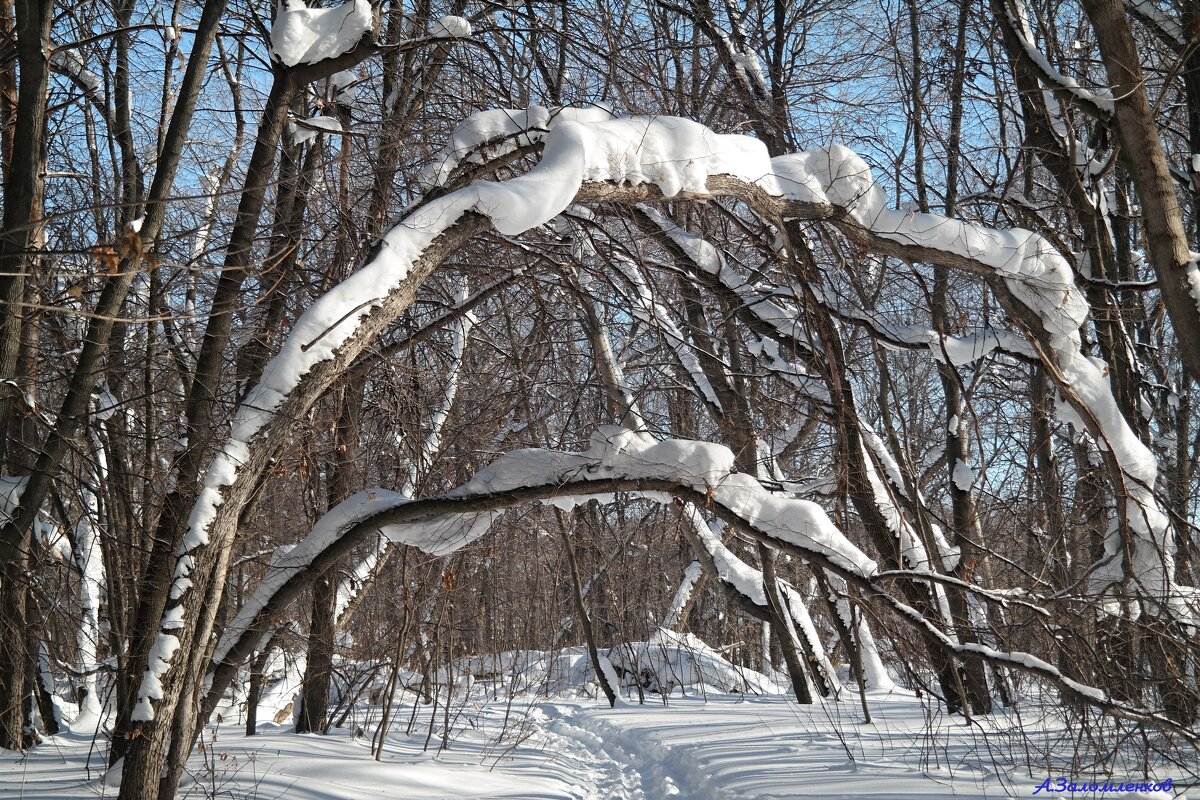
[
  {"x1": 139, "y1": 110, "x2": 1197, "y2": 721},
  {"x1": 200, "y1": 426, "x2": 1197, "y2": 736}
]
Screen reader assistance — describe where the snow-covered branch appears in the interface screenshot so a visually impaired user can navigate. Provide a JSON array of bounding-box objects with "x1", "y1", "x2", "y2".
[
  {"x1": 145, "y1": 109, "x2": 1192, "y2": 725},
  {"x1": 998, "y1": 0, "x2": 1115, "y2": 120},
  {"x1": 204, "y1": 430, "x2": 1193, "y2": 740}
]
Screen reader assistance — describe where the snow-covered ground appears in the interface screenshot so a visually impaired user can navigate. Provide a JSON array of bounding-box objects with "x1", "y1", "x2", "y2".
[{"x1": 0, "y1": 686, "x2": 1184, "y2": 799}]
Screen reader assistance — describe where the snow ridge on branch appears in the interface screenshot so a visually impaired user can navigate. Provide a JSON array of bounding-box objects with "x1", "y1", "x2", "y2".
[
  {"x1": 140, "y1": 108, "x2": 1194, "y2": 722},
  {"x1": 204, "y1": 427, "x2": 1197, "y2": 738}
]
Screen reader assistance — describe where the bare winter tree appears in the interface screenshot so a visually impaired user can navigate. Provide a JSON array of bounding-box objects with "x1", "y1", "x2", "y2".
[{"x1": 0, "y1": 2, "x2": 1196, "y2": 798}]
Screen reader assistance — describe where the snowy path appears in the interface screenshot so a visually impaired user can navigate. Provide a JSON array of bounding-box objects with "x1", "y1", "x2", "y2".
[
  {"x1": 526, "y1": 694, "x2": 1177, "y2": 800},
  {"x1": 565, "y1": 695, "x2": 994, "y2": 800},
  {"x1": 0, "y1": 693, "x2": 1180, "y2": 799}
]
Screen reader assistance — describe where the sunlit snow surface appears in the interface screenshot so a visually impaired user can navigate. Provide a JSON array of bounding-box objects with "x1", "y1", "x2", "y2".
[
  {"x1": 271, "y1": 0, "x2": 373, "y2": 67},
  {"x1": 0, "y1": 688, "x2": 1179, "y2": 799}
]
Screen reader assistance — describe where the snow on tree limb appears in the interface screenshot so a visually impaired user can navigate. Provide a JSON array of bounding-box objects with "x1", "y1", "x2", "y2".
[
  {"x1": 271, "y1": 0, "x2": 375, "y2": 68},
  {"x1": 661, "y1": 560, "x2": 703, "y2": 630},
  {"x1": 997, "y1": 0, "x2": 1115, "y2": 120},
  {"x1": 421, "y1": 106, "x2": 615, "y2": 190},
  {"x1": 1124, "y1": 0, "x2": 1186, "y2": 46},
  {"x1": 202, "y1": 428, "x2": 1194, "y2": 740},
  {"x1": 144, "y1": 109, "x2": 1195, "y2": 722}
]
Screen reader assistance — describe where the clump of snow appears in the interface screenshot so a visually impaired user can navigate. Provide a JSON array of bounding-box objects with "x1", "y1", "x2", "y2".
[
  {"x1": 0, "y1": 476, "x2": 28, "y2": 527},
  {"x1": 102, "y1": 757, "x2": 123, "y2": 788},
  {"x1": 936, "y1": 330, "x2": 1022, "y2": 366},
  {"x1": 93, "y1": 388, "x2": 119, "y2": 420},
  {"x1": 608, "y1": 629, "x2": 777, "y2": 695},
  {"x1": 50, "y1": 48, "x2": 101, "y2": 93},
  {"x1": 431, "y1": 14, "x2": 471, "y2": 38},
  {"x1": 290, "y1": 114, "x2": 344, "y2": 145},
  {"x1": 132, "y1": 632, "x2": 181, "y2": 720},
  {"x1": 323, "y1": 69, "x2": 357, "y2": 104},
  {"x1": 596, "y1": 654, "x2": 628, "y2": 705},
  {"x1": 951, "y1": 458, "x2": 975, "y2": 491},
  {"x1": 1187, "y1": 257, "x2": 1200, "y2": 317},
  {"x1": 730, "y1": 51, "x2": 767, "y2": 94},
  {"x1": 661, "y1": 560, "x2": 703, "y2": 630},
  {"x1": 271, "y1": 0, "x2": 374, "y2": 67},
  {"x1": 422, "y1": 106, "x2": 614, "y2": 189}
]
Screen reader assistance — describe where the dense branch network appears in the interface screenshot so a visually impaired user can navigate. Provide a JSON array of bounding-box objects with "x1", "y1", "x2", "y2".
[{"x1": 136, "y1": 107, "x2": 1196, "y2": 737}]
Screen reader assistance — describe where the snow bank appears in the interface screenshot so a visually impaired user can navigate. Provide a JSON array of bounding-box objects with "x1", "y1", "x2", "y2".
[
  {"x1": 417, "y1": 648, "x2": 597, "y2": 697},
  {"x1": 608, "y1": 629, "x2": 777, "y2": 696},
  {"x1": 432, "y1": 636, "x2": 776, "y2": 698}
]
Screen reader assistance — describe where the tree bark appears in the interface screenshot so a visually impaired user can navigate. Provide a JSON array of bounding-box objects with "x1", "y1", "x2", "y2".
[
  {"x1": 557, "y1": 509, "x2": 618, "y2": 707},
  {"x1": 297, "y1": 376, "x2": 365, "y2": 734},
  {"x1": 0, "y1": 0, "x2": 52, "y2": 751},
  {"x1": 1081, "y1": 0, "x2": 1200, "y2": 384}
]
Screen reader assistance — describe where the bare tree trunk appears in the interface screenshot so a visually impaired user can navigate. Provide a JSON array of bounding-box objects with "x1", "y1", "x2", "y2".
[
  {"x1": 1081, "y1": 0, "x2": 1200, "y2": 384},
  {"x1": 557, "y1": 510, "x2": 618, "y2": 707},
  {"x1": 244, "y1": 641, "x2": 275, "y2": 737},
  {"x1": 297, "y1": 376, "x2": 365, "y2": 733},
  {"x1": 113, "y1": 69, "x2": 298, "y2": 779},
  {"x1": 0, "y1": 0, "x2": 15, "y2": 182},
  {"x1": 0, "y1": 0, "x2": 52, "y2": 751},
  {"x1": 296, "y1": 572, "x2": 339, "y2": 734},
  {"x1": 759, "y1": 546, "x2": 816, "y2": 702},
  {"x1": 0, "y1": 0, "x2": 50, "y2": 463},
  {"x1": 816, "y1": 571, "x2": 872, "y2": 722}
]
